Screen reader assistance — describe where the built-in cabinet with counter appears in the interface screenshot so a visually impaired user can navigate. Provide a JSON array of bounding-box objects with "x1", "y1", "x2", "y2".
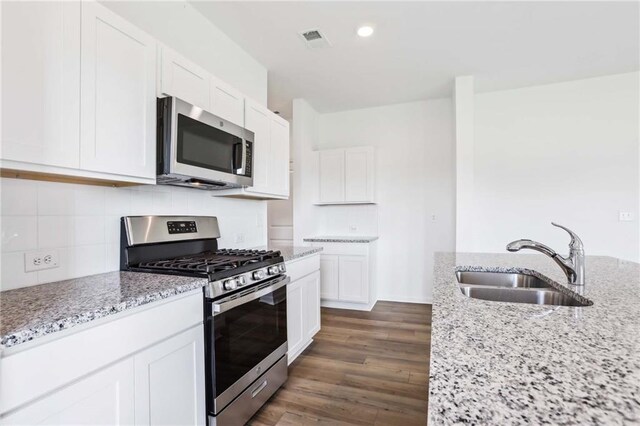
[
  {"x1": 307, "y1": 240, "x2": 378, "y2": 311},
  {"x1": 315, "y1": 147, "x2": 376, "y2": 205},
  {"x1": 0, "y1": 291, "x2": 205, "y2": 426},
  {"x1": 285, "y1": 252, "x2": 321, "y2": 364},
  {"x1": 1, "y1": 0, "x2": 290, "y2": 198}
]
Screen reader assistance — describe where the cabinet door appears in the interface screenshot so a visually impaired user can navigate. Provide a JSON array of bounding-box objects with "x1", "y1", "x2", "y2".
[
  {"x1": 318, "y1": 150, "x2": 345, "y2": 203},
  {"x1": 302, "y1": 271, "x2": 321, "y2": 340},
  {"x1": 134, "y1": 325, "x2": 205, "y2": 426},
  {"x1": 1, "y1": 1, "x2": 80, "y2": 168},
  {"x1": 338, "y1": 255, "x2": 369, "y2": 303},
  {"x1": 80, "y1": 1, "x2": 156, "y2": 179},
  {"x1": 1, "y1": 358, "x2": 134, "y2": 425},
  {"x1": 210, "y1": 76, "x2": 244, "y2": 126},
  {"x1": 245, "y1": 100, "x2": 271, "y2": 193},
  {"x1": 287, "y1": 278, "x2": 305, "y2": 362},
  {"x1": 160, "y1": 47, "x2": 210, "y2": 109},
  {"x1": 319, "y1": 254, "x2": 340, "y2": 300},
  {"x1": 345, "y1": 147, "x2": 375, "y2": 202},
  {"x1": 269, "y1": 115, "x2": 290, "y2": 197}
]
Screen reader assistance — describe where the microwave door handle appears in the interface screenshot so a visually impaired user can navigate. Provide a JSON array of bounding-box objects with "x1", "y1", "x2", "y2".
[
  {"x1": 241, "y1": 140, "x2": 247, "y2": 175},
  {"x1": 232, "y1": 142, "x2": 243, "y2": 172}
]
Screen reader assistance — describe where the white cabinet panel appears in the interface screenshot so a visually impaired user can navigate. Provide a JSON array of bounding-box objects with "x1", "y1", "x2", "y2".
[
  {"x1": 338, "y1": 255, "x2": 369, "y2": 303},
  {"x1": 319, "y1": 255, "x2": 340, "y2": 300},
  {"x1": 287, "y1": 278, "x2": 305, "y2": 360},
  {"x1": 210, "y1": 76, "x2": 244, "y2": 126},
  {"x1": 80, "y1": 1, "x2": 156, "y2": 179},
  {"x1": 1, "y1": 1, "x2": 81, "y2": 168},
  {"x1": 303, "y1": 271, "x2": 322, "y2": 340},
  {"x1": 318, "y1": 150, "x2": 345, "y2": 203},
  {"x1": 345, "y1": 147, "x2": 374, "y2": 202},
  {"x1": 245, "y1": 100, "x2": 271, "y2": 193},
  {"x1": 315, "y1": 147, "x2": 375, "y2": 204},
  {"x1": 1, "y1": 358, "x2": 135, "y2": 426},
  {"x1": 270, "y1": 116, "x2": 290, "y2": 197},
  {"x1": 134, "y1": 325, "x2": 205, "y2": 426},
  {"x1": 160, "y1": 47, "x2": 210, "y2": 109}
]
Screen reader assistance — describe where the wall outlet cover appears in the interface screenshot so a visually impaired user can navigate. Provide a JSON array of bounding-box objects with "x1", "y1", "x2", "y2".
[
  {"x1": 619, "y1": 211, "x2": 634, "y2": 222},
  {"x1": 25, "y1": 250, "x2": 60, "y2": 272}
]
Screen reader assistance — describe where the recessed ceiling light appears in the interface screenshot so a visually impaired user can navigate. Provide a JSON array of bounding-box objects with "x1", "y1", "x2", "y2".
[{"x1": 357, "y1": 26, "x2": 374, "y2": 38}]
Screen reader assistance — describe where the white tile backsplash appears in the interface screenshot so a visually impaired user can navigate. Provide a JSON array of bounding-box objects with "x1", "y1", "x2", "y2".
[
  {"x1": 0, "y1": 178, "x2": 267, "y2": 290},
  {"x1": 1, "y1": 179, "x2": 37, "y2": 216},
  {"x1": 1, "y1": 216, "x2": 38, "y2": 252}
]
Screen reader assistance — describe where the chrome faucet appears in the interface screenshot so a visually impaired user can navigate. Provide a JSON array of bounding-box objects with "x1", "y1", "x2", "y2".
[{"x1": 506, "y1": 222, "x2": 585, "y2": 286}]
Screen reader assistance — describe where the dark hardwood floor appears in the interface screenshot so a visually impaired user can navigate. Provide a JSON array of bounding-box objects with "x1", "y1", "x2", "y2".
[{"x1": 248, "y1": 301, "x2": 432, "y2": 426}]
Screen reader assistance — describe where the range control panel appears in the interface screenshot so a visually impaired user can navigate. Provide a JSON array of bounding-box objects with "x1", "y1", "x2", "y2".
[{"x1": 167, "y1": 221, "x2": 198, "y2": 234}]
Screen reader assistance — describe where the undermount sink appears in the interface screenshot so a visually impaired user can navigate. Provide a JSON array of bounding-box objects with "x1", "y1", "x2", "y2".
[
  {"x1": 456, "y1": 271, "x2": 553, "y2": 289},
  {"x1": 456, "y1": 271, "x2": 591, "y2": 307}
]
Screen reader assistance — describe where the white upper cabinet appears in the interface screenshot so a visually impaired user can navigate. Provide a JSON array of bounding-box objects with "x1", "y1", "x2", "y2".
[
  {"x1": 159, "y1": 46, "x2": 210, "y2": 110},
  {"x1": 316, "y1": 147, "x2": 376, "y2": 204},
  {"x1": 210, "y1": 76, "x2": 244, "y2": 126},
  {"x1": 1, "y1": 1, "x2": 81, "y2": 169},
  {"x1": 245, "y1": 100, "x2": 271, "y2": 193},
  {"x1": 345, "y1": 147, "x2": 375, "y2": 202},
  {"x1": 214, "y1": 100, "x2": 290, "y2": 200},
  {"x1": 318, "y1": 149, "x2": 345, "y2": 203},
  {"x1": 269, "y1": 114, "x2": 290, "y2": 197},
  {"x1": 80, "y1": 1, "x2": 156, "y2": 180}
]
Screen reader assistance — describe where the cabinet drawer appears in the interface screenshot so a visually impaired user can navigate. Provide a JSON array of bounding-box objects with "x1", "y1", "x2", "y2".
[{"x1": 285, "y1": 253, "x2": 320, "y2": 282}]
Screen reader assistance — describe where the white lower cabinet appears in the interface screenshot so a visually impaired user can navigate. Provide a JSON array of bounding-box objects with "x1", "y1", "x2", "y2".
[
  {"x1": 1, "y1": 358, "x2": 135, "y2": 426},
  {"x1": 310, "y1": 242, "x2": 378, "y2": 311},
  {"x1": 286, "y1": 254, "x2": 321, "y2": 364},
  {"x1": 134, "y1": 325, "x2": 205, "y2": 426},
  {"x1": 0, "y1": 292, "x2": 205, "y2": 426}
]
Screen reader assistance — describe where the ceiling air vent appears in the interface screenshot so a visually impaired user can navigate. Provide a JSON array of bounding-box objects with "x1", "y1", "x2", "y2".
[{"x1": 299, "y1": 28, "x2": 331, "y2": 49}]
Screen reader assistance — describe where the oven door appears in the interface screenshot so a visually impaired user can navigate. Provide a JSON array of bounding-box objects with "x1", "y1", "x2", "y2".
[
  {"x1": 205, "y1": 275, "x2": 288, "y2": 415},
  {"x1": 161, "y1": 97, "x2": 254, "y2": 187}
]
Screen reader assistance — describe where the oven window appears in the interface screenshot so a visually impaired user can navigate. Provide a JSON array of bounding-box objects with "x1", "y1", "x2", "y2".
[
  {"x1": 212, "y1": 285, "x2": 287, "y2": 397},
  {"x1": 177, "y1": 113, "x2": 242, "y2": 174}
]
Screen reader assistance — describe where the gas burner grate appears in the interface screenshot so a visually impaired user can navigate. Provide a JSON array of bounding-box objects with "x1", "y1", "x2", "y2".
[{"x1": 138, "y1": 249, "x2": 281, "y2": 274}]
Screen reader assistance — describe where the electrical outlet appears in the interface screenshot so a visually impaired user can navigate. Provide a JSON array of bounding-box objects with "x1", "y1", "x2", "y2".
[
  {"x1": 619, "y1": 211, "x2": 634, "y2": 222},
  {"x1": 25, "y1": 250, "x2": 60, "y2": 272},
  {"x1": 431, "y1": 214, "x2": 437, "y2": 222},
  {"x1": 234, "y1": 233, "x2": 245, "y2": 244},
  {"x1": 349, "y1": 225, "x2": 358, "y2": 232}
]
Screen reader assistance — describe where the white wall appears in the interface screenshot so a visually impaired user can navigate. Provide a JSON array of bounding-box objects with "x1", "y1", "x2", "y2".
[
  {"x1": 317, "y1": 99, "x2": 456, "y2": 303},
  {"x1": 0, "y1": 179, "x2": 267, "y2": 291},
  {"x1": 102, "y1": 1, "x2": 268, "y2": 105},
  {"x1": 291, "y1": 99, "x2": 321, "y2": 245},
  {"x1": 467, "y1": 72, "x2": 639, "y2": 262}
]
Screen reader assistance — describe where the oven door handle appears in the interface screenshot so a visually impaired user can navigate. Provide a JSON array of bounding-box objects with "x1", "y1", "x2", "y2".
[{"x1": 211, "y1": 275, "x2": 290, "y2": 315}]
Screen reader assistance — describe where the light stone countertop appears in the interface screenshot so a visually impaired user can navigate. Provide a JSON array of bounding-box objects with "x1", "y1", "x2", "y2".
[
  {"x1": 428, "y1": 252, "x2": 640, "y2": 425},
  {"x1": 0, "y1": 271, "x2": 208, "y2": 349},
  {"x1": 253, "y1": 244, "x2": 323, "y2": 262},
  {"x1": 303, "y1": 236, "x2": 379, "y2": 243}
]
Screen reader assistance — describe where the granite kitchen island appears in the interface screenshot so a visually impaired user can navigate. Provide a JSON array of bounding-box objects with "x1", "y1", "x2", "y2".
[{"x1": 428, "y1": 252, "x2": 640, "y2": 425}]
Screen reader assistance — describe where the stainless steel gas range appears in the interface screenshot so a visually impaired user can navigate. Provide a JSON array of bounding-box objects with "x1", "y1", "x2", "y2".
[{"x1": 120, "y1": 216, "x2": 288, "y2": 426}]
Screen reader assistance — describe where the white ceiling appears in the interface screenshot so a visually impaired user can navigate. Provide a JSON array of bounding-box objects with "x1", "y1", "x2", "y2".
[{"x1": 191, "y1": 1, "x2": 639, "y2": 118}]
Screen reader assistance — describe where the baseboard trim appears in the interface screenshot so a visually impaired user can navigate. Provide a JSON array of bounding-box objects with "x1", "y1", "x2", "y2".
[{"x1": 376, "y1": 296, "x2": 433, "y2": 305}]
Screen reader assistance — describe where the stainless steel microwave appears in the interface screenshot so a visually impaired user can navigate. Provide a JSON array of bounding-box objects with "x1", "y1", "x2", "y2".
[{"x1": 157, "y1": 97, "x2": 253, "y2": 190}]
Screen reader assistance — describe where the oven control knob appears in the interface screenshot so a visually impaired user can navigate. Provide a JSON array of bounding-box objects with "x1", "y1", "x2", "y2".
[
  {"x1": 237, "y1": 276, "x2": 246, "y2": 286},
  {"x1": 253, "y1": 270, "x2": 266, "y2": 280},
  {"x1": 223, "y1": 279, "x2": 238, "y2": 290},
  {"x1": 268, "y1": 266, "x2": 280, "y2": 275},
  {"x1": 278, "y1": 264, "x2": 286, "y2": 273}
]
